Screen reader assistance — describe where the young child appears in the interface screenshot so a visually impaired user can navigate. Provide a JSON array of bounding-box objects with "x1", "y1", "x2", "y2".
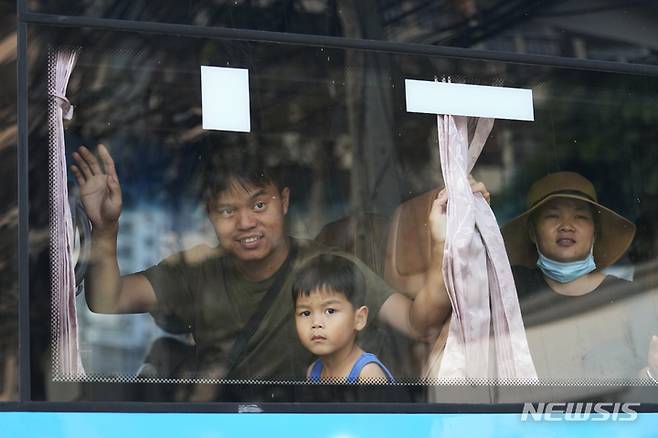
[{"x1": 292, "y1": 254, "x2": 394, "y2": 383}]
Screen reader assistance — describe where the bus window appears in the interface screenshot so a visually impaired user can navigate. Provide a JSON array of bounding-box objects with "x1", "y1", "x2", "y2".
[{"x1": 27, "y1": 21, "x2": 658, "y2": 404}]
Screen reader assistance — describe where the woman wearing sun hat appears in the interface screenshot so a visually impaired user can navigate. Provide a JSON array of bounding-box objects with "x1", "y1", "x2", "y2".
[{"x1": 502, "y1": 171, "x2": 657, "y2": 382}]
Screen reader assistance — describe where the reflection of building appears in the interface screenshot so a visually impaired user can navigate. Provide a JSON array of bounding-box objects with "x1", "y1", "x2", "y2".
[
  {"x1": 76, "y1": 295, "x2": 158, "y2": 375},
  {"x1": 384, "y1": 0, "x2": 658, "y2": 65},
  {"x1": 383, "y1": 1, "x2": 658, "y2": 203},
  {"x1": 77, "y1": 202, "x2": 216, "y2": 375},
  {"x1": 78, "y1": 205, "x2": 172, "y2": 375},
  {"x1": 117, "y1": 207, "x2": 172, "y2": 273}
]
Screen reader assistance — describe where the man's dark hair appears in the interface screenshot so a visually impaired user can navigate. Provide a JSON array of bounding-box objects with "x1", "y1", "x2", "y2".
[
  {"x1": 292, "y1": 254, "x2": 367, "y2": 308},
  {"x1": 200, "y1": 134, "x2": 285, "y2": 209}
]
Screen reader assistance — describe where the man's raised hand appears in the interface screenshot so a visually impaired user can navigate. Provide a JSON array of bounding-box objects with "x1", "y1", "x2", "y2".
[{"x1": 70, "y1": 144, "x2": 122, "y2": 232}]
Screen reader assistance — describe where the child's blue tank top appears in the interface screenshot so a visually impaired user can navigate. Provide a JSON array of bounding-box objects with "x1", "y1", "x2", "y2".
[{"x1": 308, "y1": 352, "x2": 394, "y2": 383}]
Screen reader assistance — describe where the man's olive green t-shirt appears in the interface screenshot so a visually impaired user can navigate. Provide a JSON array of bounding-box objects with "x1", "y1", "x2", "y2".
[{"x1": 142, "y1": 238, "x2": 395, "y2": 380}]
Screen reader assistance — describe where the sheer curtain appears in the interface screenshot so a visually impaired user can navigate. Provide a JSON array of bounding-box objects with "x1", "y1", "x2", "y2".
[
  {"x1": 48, "y1": 48, "x2": 84, "y2": 378},
  {"x1": 426, "y1": 113, "x2": 537, "y2": 382}
]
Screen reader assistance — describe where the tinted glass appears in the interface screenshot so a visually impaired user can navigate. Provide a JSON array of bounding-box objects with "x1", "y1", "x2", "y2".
[
  {"x1": 0, "y1": 0, "x2": 19, "y2": 402},
  {"x1": 28, "y1": 23, "x2": 658, "y2": 403},
  {"x1": 28, "y1": 0, "x2": 658, "y2": 67}
]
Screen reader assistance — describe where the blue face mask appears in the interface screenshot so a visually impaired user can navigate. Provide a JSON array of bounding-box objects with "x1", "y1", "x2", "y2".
[{"x1": 536, "y1": 249, "x2": 596, "y2": 283}]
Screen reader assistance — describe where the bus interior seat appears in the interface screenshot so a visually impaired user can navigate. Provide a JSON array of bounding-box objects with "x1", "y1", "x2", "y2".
[
  {"x1": 384, "y1": 189, "x2": 438, "y2": 297},
  {"x1": 315, "y1": 213, "x2": 390, "y2": 276},
  {"x1": 384, "y1": 188, "x2": 451, "y2": 378}
]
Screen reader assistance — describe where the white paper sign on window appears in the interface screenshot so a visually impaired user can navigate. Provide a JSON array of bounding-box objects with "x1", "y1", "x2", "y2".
[
  {"x1": 405, "y1": 79, "x2": 534, "y2": 121},
  {"x1": 201, "y1": 66, "x2": 251, "y2": 132}
]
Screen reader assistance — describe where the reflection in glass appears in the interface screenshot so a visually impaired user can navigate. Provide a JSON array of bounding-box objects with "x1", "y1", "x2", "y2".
[
  {"x1": 0, "y1": 7, "x2": 18, "y2": 401},
  {"x1": 28, "y1": 24, "x2": 658, "y2": 402},
  {"x1": 29, "y1": 0, "x2": 658, "y2": 66}
]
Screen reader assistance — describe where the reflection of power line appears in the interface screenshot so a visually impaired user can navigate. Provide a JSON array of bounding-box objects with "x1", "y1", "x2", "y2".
[
  {"x1": 437, "y1": 0, "x2": 563, "y2": 47},
  {"x1": 382, "y1": 0, "x2": 437, "y2": 24},
  {"x1": 535, "y1": 0, "x2": 654, "y2": 18},
  {"x1": 384, "y1": 1, "x2": 478, "y2": 43}
]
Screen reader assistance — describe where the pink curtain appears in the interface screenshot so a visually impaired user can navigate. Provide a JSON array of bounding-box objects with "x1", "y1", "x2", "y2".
[
  {"x1": 48, "y1": 48, "x2": 85, "y2": 378},
  {"x1": 427, "y1": 114, "x2": 537, "y2": 382}
]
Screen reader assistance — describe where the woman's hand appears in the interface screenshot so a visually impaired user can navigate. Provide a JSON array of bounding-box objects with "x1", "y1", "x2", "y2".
[
  {"x1": 429, "y1": 176, "x2": 490, "y2": 244},
  {"x1": 468, "y1": 175, "x2": 490, "y2": 203},
  {"x1": 429, "y1": 188, "x2": 449, "y2": 244}
]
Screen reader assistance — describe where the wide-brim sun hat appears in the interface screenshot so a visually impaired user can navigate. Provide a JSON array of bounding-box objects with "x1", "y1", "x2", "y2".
[{"x1": 501, "y1": 172, "x2": 636, "y2": 269}]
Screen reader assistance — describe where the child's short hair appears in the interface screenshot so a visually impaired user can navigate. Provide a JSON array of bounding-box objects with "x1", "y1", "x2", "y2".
[{"x1": 292, "y1": 254, "x2": 366, "y2": 308}]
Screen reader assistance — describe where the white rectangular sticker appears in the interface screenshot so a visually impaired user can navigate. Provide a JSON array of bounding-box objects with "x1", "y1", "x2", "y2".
[
  {"x1": 405, "y1": 79, "x2": 534, "y2": 121},
  {"x1": 201, "y1": 66, "x2": 251, "y2": 132}
]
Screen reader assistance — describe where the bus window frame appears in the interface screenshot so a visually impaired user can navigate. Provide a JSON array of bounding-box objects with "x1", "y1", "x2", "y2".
[{"x1": 15, "y1": 5, "x2": 658, "y2": 411}]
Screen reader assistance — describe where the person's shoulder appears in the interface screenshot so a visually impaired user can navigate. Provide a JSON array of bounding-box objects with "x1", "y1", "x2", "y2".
[
  {"x1": 294, "y1": 237, "x2": 358, "y2": 264},
  {"x1": 598, "y1": 273, "x2": 633, "y2": 295},
  {"x1": 306, "y1": 361, "x2": 315, "y2": 379},
  {"x1": 294, "y1": 238, "x2": 384, "y2": 284},
  {"x1": 358, "y1": 362, "x2": 389, "y2": 381},
  {"x1": 295, "y1": 237, "x2": 343, "y2": 254},
  {"x1": 511, "y1": 265, "x2": 544, "y2": 297},
  {"x1": 511, "y1": 264, "x2": 534, "y2": 275},
  {"x1": 160, "y1": 244, "x2": 224, "y2": 268},
  {"x1": 511, "y1": 265, "x2": 541, "y2": 281},
  {"x1": 601, "y1": 273, "x2": 632, "y2": 285},
  {"x1": 293, "y1": 237, "x2": 324, "y2": 254}
]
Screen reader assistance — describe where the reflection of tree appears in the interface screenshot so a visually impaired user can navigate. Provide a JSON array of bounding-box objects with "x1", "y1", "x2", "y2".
[
  {"x1": 499, "y1": 72, "x2": 658, "y2": 221},
  {"x1": 551, "y1": 75, "x2": 658, "y2": 202},
  {"x1": 0, "y1": 0, "x2": 17, "y2": 400},
  {"x1": 338, "y1": 0, "x2": 402, "y2": 215},
  {"x1": 9, "y1": 0, "x2": 658, "y2": 399}
]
